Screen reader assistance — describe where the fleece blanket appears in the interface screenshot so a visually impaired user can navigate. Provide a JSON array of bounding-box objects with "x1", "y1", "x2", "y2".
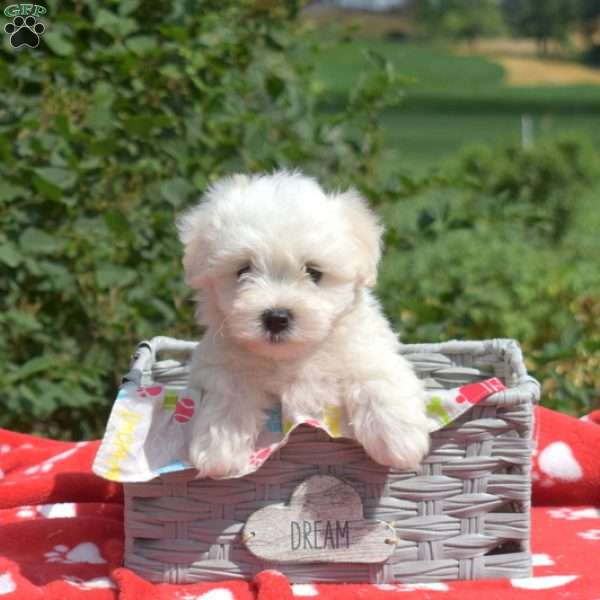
[{"x1": 1, "y1": 406, "x2": 599, "y2": 599}]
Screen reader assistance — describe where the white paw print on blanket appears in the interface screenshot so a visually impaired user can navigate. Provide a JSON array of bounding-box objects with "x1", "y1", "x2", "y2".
[
  {"x1": 291, "y1": 584, "x2": 319, "y2": 597},
  {"x1": 578, "y1": 529, "x2": 600, "y2": 541},
  {"x1": 532, "y1": 553, "x2": 555, "y2": 566},
  {"x1": 375, "y1": 582, "x2": 449, "y2": 592},
  {"x1": 38, "y1": 503, "x2": 77, "y2": 518},
  {"x1": 177, "y1": 589, "x2": 235, "y2": 600},
  {"x1": 534, "y1": 441, "x2": 583, "y2": 487},
  {"x1": 17, "y1": 503, "x2": 77, "y2": 519},
  {"x1": 45, "y1": 542, "x2": 106, "y2": 564},
  {"x1": 0, "y1": 572, "x2": 17, "y2": 595},
  {"x1": 64, "y1": 576, "x2": 115, "y2": 590},
  {"x1": 24, "y1": 445, "x2": 83, "y2": 476},
  {"x1": 547, "y1": 507, "x2": 600, "y2": 520},
  {"x1": 511, "y1": 575, "x2": 578, "y2": 590}
]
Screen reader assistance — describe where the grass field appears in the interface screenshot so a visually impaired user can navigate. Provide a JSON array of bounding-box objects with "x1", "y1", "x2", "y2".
[
  {"x1": 310, "y1": 36, "x2": 600, "y2": 170},
  {"x1": 382, "y1": 110, "x2": 600, "y2": 171}
]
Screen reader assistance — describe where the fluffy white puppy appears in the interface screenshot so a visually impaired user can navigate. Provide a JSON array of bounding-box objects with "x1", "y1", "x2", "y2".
[{"x1": 177, "y1": 171, "x2": 429, "y2": 478}]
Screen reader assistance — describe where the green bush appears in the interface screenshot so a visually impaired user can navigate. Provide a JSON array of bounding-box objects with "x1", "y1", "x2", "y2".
[
  {"x1": 417, "y1": 0, "x2": 507, "y2": 44},
  {"x1": 445, "y1": 135, "x2": 600, "y2": 241},
  {"x1": 377, "y1": 136, "x2": 600, "y2": 416},
  {"x1": 1, "y1": 2, "x2": 598, "y2": 439},
  {"x1": 0, "y1": 0, "x2": 402, "y2": 439}
]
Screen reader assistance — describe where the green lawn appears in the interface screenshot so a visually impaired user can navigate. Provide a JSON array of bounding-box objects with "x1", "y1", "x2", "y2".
[
  {"x1": 382, "y1": 111, "x2": 600, "y2": 171},
  {"x1": 313, "y1": 38, "x2": 505, "y2": 95},
  {"x1": 311, "y1": 37, "x2": 600, "y2": 170}
]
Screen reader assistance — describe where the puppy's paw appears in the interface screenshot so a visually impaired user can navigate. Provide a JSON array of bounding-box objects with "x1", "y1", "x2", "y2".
[
  {"x1": 357, "y1": 417, "x2": 430, "y2": 471},
  {"x1": 189, "y1": 432, "x2": 253, "y2": 479},
  {"x1": 350, "y1": 380, "x2": 430, "y2": 471}
]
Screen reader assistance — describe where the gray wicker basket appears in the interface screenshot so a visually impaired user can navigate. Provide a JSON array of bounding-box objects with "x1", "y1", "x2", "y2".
[{"x1": 121, "y1": 337, "x2": 539, "y2": 584}]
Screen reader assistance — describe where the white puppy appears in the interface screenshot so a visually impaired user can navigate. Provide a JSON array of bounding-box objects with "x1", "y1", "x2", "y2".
[{"x1": 177, "y1": 171, "x2": 429, "y2": 478}]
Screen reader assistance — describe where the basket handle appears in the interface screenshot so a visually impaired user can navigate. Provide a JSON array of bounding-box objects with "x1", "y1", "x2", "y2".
[{"x1": 121, "y1": 336, "x2": 198, "y2": 386}]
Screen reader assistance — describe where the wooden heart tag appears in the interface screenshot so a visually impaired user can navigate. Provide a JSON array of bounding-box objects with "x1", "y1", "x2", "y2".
[{"x1": 243, "y1": 475, "x2": 395, "y2": 564}]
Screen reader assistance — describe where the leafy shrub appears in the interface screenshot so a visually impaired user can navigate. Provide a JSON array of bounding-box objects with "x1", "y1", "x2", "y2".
[
  {"x1": 1, "y1": 1, "x2": 598, "y2": 439},
  {"x1": 377, "y1": 136, "x2": 600, "y2": 416},
  {"x1": 445, "y1": 135, "x2": 600, "y2": 241},
  {"x1": 0, "y1": 0, "x2": 402, "y2": 439},
  {"x1": 417, "y1": 0, "x2": 507, "y2": 43}
]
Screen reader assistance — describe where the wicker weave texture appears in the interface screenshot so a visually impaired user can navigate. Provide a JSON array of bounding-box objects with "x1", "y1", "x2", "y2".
[{"x1": 124, "y1": 338, "x2": 538, "y2": 584}]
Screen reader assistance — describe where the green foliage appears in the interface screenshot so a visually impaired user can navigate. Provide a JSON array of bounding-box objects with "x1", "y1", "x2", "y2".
[
  {"x1": 416, "y1": 0, "x2": 506, "y2": 43},
  {"x1": 0, "y1": 0, "x2": 402, "y2": 439},
  {"x1": 580, "y1": 0, "x2": 600, "y2": 43},
  {"x1": 377, "y1": 135, "x2": 600, "y2": 416},
  {"x1": 502, "y1": 0, "x2": 578, "y2": 52},
  {"x1": 445, "y1": 136, "x2": 600, "y2": 241},
  {"x1": 1, "y1": 2, "x2": 599, "y2": 440}
]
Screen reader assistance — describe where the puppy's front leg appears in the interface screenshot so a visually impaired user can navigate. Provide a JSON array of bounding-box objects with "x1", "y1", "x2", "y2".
[
  {"x1": 346, "y1": 371, "x2": 430, "y2": 471},
  {"x1": 187, "y1": 392, "x2": 263, "y2": 479}
]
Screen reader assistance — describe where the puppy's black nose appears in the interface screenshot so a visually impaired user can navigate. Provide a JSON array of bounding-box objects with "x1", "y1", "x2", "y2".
[{"x1": 262, "y1": 308, "x2": 293, "y2": 334}]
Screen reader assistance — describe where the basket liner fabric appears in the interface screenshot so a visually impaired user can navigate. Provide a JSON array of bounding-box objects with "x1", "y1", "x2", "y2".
[{"x1": 92, "y1": 374, "x2": 506, "y2": 482}]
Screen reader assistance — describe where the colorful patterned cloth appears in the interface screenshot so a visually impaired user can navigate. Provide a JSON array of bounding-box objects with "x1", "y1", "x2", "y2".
[{"x1": 92, "y1": 378, "x2": 507, "y2": 481}]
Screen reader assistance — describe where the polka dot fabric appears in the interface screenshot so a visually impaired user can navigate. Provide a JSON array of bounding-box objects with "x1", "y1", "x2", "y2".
[{"x1": 1, "y1": 405, "x2": 599, "y2": 599}]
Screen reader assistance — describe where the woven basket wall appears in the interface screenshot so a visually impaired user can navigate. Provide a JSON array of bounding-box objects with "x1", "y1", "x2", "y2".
[{"x1": 123, "y1": 337, "x2": 539, "y2": 584}]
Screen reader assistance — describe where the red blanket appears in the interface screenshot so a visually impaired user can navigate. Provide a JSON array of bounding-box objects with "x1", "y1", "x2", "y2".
[{"x1": 1, "y1": 406, "x2": 599, "y2": 599}]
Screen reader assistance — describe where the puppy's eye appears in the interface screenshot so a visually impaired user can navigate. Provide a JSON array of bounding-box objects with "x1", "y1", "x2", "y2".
[
  {"x1": 236, "y1": 264, "x2": 251, "y2": 279},
  {"x1": 306, "y1": 265, "x2": 322, "y2": 284}
]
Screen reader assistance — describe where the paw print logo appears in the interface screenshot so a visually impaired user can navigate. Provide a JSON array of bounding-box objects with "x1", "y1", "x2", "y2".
[{"x1": 4, "y1": 16, "x2": 45, "y2": 48}]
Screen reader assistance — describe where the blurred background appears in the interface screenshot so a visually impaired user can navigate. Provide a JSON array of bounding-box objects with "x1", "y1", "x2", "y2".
[{"x1": 0, "y1": 0, "x2": 598, "y2": 440}]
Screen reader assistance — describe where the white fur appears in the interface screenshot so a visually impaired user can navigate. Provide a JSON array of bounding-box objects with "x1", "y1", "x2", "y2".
[{"x1": 177, "y1": 171, "x2": 429, "y2": 478}]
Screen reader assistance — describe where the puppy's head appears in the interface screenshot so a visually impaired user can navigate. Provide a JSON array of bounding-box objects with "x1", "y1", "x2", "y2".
[{"x1": 177, "y1": 171, "x2": 383, "y2": 360}]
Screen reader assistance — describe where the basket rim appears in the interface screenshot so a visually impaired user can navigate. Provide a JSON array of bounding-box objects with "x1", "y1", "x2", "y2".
[{"x1": 122, "y1": 336, "x2": 539, "y2": 407}]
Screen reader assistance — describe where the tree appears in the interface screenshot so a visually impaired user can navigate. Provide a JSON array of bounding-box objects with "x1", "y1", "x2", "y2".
[
  {"x1": 502, "y1": 0, "x2": 579, "y2": 54},
  {"x1": 417, "y1": 0, "x2": 507, "y2": 44},
  {"x1": 579, "y1": 0, "x2": 600, "y2": 45}
]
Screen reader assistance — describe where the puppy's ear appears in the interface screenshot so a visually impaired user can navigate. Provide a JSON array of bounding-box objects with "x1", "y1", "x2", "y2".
[
  {"x1": 333, "y1": 188, "x2": 383, "y2": 287},
  {"x1": 176, "y1": 202, "x2": 214, "y2": 289},
  {"x1": 176, "y1": 174, "x2": 251, "y2": 289}
]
